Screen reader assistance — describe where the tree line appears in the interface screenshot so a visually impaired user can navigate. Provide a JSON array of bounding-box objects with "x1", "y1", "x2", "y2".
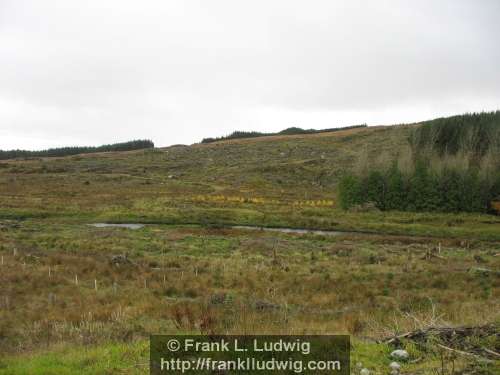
[
  {"x1": 201, "y1": 124, "x2": 367, "y2": 143},
  {"x1": 339, "y1": 112, "x2": 500, "y2": 214},
  {"x1": 0, "y1": 139, "x2": 154, "y2": 160},
  {"x1": 339, "y1": 162, "x2": 500, "y2": 213},
  {"x1": 409, "y1": 111, "x2": 500, "y2": 158}
]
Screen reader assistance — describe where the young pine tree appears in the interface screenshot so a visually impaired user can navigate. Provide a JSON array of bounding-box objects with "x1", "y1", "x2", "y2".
[
  {"x1": 338, "y1": 174, "x2": 363, "y2": 209},
  {"x1": 439, "y1": 168, "x2": 462, "y2": 212},
  {"x1": 460, "y1": 170, "x2": 488, "y2": 212},
  {"x1": 364, "y1": 170, "x2": 387, "y2": 210},
  {"x1": 385, "y1": 163, "x2": 406, "y2": 211},
  {"x1": 408, "y1": 160, "x2": 440, "y2": 212}
]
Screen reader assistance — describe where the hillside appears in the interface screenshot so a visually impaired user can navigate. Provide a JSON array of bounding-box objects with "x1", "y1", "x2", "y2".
[
  {"x1": 0, "y1": 139, "x2": 154, "y2": 160},
  {"x1": 0, "y1": 125, "x2": 405, "y2": 208},
  {"x1": 1, "y1": 123, "x2": 499, "y2": 239},
  {"x1": 200, "y1": 124, "x2": 368, "y2": 143},
  {"x1": 0, "y1": 125, "x2": 400, "y2": 224},
  {"x1": 0, "y1": 120, "x2": 499, "y2": 374}
]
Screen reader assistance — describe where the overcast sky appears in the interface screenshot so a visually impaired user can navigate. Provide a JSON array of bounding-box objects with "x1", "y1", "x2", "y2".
[{"x1": 1, "y1": 0, "x2": 499, "y2": 150}]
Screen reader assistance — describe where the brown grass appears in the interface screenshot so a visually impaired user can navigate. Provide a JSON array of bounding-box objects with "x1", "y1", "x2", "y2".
[{"x1": 0, "y1": 222, "x2": 498, "y2": 355}]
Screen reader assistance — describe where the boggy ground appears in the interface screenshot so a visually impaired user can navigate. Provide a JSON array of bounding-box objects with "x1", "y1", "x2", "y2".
[
  {"x1": 0, "y1": 126, "x2": 499, "y2": 373},
  {"x1": 0, "y1": 220, "x2": 498, "y2": 374},
  {"x1": 1, "y1": 126, "x2": 499, "y2": 242}
]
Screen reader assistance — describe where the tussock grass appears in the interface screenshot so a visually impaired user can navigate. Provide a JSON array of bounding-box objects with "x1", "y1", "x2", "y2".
[
  {"x1": 0, "y1": 223, "x2": 498, "y2": 372},
  {"x1": 0, "y1": 125, "x2": 498, "y2": 372}
]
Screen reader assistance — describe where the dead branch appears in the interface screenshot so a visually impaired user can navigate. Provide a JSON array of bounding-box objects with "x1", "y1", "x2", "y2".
[
  {"x1": 437, "y1": 343, "x2": 493, "y2": 363},
  {"x1": 482, "y1": 347, "x2": 500, "y2": 358}
]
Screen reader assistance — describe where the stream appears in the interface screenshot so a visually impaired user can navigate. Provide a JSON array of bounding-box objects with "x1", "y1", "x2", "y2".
[{"x1": 89, "y1": 223, "x2": 342, "y2": 235}]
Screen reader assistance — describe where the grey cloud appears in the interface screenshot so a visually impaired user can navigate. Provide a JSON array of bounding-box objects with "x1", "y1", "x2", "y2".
[{"x1": 0, "y1": 0, "x2": 499, "y2": 149}]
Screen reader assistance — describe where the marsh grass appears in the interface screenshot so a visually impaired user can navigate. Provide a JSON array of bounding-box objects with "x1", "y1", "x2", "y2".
[
  {"x1": 0, "y1": 222, "x2": 498, "y2": 373},
  {"x1": 0, "y1": 125, "x2": 498, "y2": 373}
]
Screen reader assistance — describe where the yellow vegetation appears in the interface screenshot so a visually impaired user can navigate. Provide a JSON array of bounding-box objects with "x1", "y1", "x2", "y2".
[{"x1": 192, "y1": 194, "x2": 334, "y2": 207}]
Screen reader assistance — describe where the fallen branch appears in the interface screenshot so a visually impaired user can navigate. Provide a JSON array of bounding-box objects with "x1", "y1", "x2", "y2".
[
  {"x1": 383, "y1": 324, "x2": 497, "y2": 343},
  {"x1": 437, "y1": 343, "x2": 493, "y2": 363},
  {"x1": 381, "y1": 324, "x2": 499, "y2": 360},
  {"x1": 482, "y1": 347, "x2": 500, "y2": 358}
]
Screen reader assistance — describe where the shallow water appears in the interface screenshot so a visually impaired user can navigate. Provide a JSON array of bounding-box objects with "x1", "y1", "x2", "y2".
[
  {"x1": 231, "y1": 225, "x2": 342, "y2": 236},
  {"x1": 89, "y1": 223, "x2": 145, "y2": 229},
  {"x1": 88, "y1": 223, "x2": 342, "y2": 235}
]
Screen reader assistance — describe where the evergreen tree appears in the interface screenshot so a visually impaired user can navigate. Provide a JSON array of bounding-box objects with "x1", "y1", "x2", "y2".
[
  {"x1": 338, "y1": 174, "x2": 363, "y2": 209},
  {"x1": 339, "y1": 162, "x2": 497, "y2": 214},
  {"x1": 425, "y1": 172, "x2": 441, "y2": 211},
  {"x1": 407, "y1": 160, "x2": 440, "y2": 212},
  {"x1": 364, "y1": 170, "x2": 387, "y2": 209},
  {"x1": 0, "y1": 140, "x2": 154, "y2": 160},
  {"x1": 385, "y1": 162, "x2": 406, "y2": 210},
  {"x1": 460, "y1": 170, "x2": 487, "y2": 212},
  {"x1": 408, "y1": 160, "x2": 427, "y2": 211},
  {"x1": 439, "y1": 169, "x2": 462, "y2": 212}
]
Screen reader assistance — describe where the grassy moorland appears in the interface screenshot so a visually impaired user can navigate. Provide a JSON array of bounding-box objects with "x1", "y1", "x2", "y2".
[
  {"x1": 1, "y1": 125, "x2": 499, "y2": 239},
  {"x1": 0, "y1": 124, "x2": 499, "y2": 374}
]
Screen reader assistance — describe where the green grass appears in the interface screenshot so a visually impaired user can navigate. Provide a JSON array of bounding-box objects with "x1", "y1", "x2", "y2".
[
  {"x1": 0, "y1": 341, "x2": 149, "y2": 375},
  {"x1": 1, "y1": 125, "x2": 499, "y2": 240},
  {"x1": 4, "y1": 338, "x2": 497, "y2": 374},
  {"x1": 0, "y1": 221, "x2": 498, "y2": 373},
  {"x1": 0, "y1": 125, "x2": 498, "y2": 373},
  {"x1": 0, "y1": 340, "x2": 390, "y2": 375}
]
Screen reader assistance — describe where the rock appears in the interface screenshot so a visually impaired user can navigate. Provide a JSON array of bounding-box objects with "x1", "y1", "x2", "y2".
[
  {"x1": 389, "y1": 361, "x2": 400, "y2": 370},
  {"x1": 360, "y1": 368, "x2": 370, "y2": 375},
  {"x1": 390, "y1": 349, "x2": 409, "y2": 360}
]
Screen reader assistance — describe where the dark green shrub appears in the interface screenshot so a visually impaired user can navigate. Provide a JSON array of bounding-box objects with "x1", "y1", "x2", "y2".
[{"x1": 338, "y1": 174, "x2": 363, "y2": 209}]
